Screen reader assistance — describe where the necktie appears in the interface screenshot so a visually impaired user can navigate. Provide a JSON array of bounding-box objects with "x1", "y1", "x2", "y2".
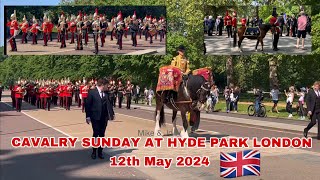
[{"x1": 101, "y1": 92, "x2": 104, "y2": 98}]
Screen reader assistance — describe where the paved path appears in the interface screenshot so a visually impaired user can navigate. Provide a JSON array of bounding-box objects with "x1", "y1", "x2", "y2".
[
  {"x1": 205, "y1": 32, "x2": 312, "y2": 55},
  {"x1": 6, "y1": 33, "x2": 166, "y2": 55},
  {"x1": 1, "y1": 91, "x2": 319, "y2": 180}
]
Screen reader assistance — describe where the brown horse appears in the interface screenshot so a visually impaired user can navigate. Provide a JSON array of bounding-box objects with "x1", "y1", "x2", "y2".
[
  {"x1": 237, "y1": 24, "x2": 272, "y2": 52},
  {"x1": 154, "y1": 74, "x2": 211, "y2": 138}
]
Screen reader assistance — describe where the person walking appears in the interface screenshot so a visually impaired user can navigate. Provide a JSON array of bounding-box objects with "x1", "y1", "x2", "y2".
[
  {"x1": 304, "y1": 81, "x2": 320, "y2": 140},
  {"x1": 85, "y1": 79, "x2": 115, "y2": 159},
  {"x1": 296, "y1": 11, "x2": 308, "y2": 50}
]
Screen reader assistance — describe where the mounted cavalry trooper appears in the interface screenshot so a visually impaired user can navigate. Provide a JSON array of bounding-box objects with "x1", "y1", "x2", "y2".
[{"x1": 165, "y1": 45, "x2": 190, "y2": 103}]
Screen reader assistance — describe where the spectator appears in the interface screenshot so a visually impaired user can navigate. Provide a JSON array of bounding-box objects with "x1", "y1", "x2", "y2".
[
  {"x1": 270, "y1": 85, "x2": 280, "y2": 113},
  {"x1": 215, "y1": 16, "x2": 220, "y2": 35},
  {"x1": 144, "y1": 87, "x2": 148, "y2": 105},
  {"x1": 297, "y1": 87, "x2": 306, "y2": 120},
  {"x1": 232, "y1": 86, "x2": 240, "y2": 113},
  {"x1": 148, "y1": 87, "x2": 154, "y2": 106},
  {"x1": 224, "y1": 86, "x2": 231, "y2": 113},
  {"x1": 291, "y1": 15, "x2": 297, "y2": 37},
  {"x1": 285, "y1": 86, "x2": 295, "y2": 118},
  {"x1": 208, "y1": 16, "x2": 215, "y2": 36},
  {"x1": 254, "y1": 88, "x2": 264, "y2": 116},
  {"x1": 296, "y1": 11, "x2": 308, "y2": 50},
  {"x1": 133, "y1": 85, "x2": 140, "y2": 104},
  {"x1": 218, "y1": 16, "x2": 224, "y2": 36}
]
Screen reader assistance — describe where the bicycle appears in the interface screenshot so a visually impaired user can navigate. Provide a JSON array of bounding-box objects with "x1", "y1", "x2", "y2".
[{"x1": 247, "y1": 102, "x2": 267, "y2": 117}]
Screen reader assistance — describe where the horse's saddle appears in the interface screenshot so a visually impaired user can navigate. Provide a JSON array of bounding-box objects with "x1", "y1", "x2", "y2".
[{"x1": 244, "y1": 27, "x2": 260, "y2": 36}]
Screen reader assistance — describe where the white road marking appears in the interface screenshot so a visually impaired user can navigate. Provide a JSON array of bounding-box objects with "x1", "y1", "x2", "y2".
[{"x1": 2, "y1": 102, "x2": 73, "y2": 138}]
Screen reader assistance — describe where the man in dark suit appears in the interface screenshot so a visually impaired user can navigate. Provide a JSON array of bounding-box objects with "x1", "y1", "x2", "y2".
[
  {"x1": 304, "y1": 81, "x2": 320, "y2": 140},
  {"x1": 85, "y1": 79, "x2": 115, "y2": 159}
]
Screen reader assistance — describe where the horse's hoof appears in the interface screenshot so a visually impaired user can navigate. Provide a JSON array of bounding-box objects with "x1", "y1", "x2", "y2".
[
  {"x1": 180, "y1": 130, "x2": 189, "y2": 138},
  {"x1": 172, "y1": 128, "x2": 180, "y2": 136},
  {"x1": 255, "y1": 49, "x2": 258, "y2": 52}
]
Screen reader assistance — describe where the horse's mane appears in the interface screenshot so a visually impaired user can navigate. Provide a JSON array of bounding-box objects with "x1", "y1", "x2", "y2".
[{"x1": 186, "y1": 75, "x2": 206, "y2": 100}]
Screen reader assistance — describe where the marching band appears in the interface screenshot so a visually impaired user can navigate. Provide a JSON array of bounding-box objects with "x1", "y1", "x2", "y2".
[
  {"x1": 6, "y1": 9, "x2": 167, "y2": 54},
  {"x1": 9, "y1": 78, "x2": 136, "y2": 112}
]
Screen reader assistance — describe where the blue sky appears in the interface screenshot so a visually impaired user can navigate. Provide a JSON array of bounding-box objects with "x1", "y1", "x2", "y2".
[{"x1": 1, "y1": 0, "x2": 60, "y2": 46}]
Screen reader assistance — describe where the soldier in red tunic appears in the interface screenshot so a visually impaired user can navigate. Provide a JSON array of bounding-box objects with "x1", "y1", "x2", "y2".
[
  {"x1": 9, "y1": 10, "x2": 18, "y2": 51},
  {"x1": 58, "y1": 80, "x2": 64, "y2": 107},
  {"x1": 47, "y1": 17, "x2": 54, "y2": 42},
  {"x1": 19, "y1": 15, "x2": 29, "y2": 44},
  {"x1": 31, "y1": 16, "x2": 38, "y2": 45},
  {"x1": 224, "y1": 10, "x2": 232, "y2": 38},
  {"x1": 269, "y1": 7, "x2": 280, "y2": 51},
  {"x1": 69, "y1": 15, "x2": 76, "y2": 44},
  {"x1": 65, "y1": 82, "x2": 73, "y2": 110},
  {"x1": 231, "y1": 11, "x2": 238, "y2": 47},
  {"x1": 39, "y1": 83, "x2": 46, "y2": 109},
  {"x1": 14, "y1": 81, "x2": 24, "y2": 112},
  {"x1": 42, "y1": 14, "x2": 49, "y2": 46},
  {"x1": 241, "y1": 16, "x2": 247, "y2": 27},
  {"x1": 80, "y1": 79, "x2": 89, "y2": 113}
]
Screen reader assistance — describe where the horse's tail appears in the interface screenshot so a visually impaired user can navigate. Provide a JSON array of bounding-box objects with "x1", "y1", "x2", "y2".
[{"x1": 159, "y1": 105, "x2": 165, "y2": 127}]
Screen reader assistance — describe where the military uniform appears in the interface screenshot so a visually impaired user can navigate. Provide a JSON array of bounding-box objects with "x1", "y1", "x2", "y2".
[
  {"x1": 31, "y1": 17, "x2": 38, "y2": 45},
  {"x1": 270, "y1": 7, "x2": 280, "y2": 51},
  {"x1": 19, "y1": 15, "x2": 28, "y2": 44},
  {"x1": 129, "y1": 11, "x2": 138, "y2": 47},
  {"x1": 69, "y1": 16, "x2": 76, "y2": 44},
  {"x1": 76, "y1": 12, "x2": 84, "y2": 50},
  {"x1": 100, "y1": 15, "x2": 107, "y2": 47},
  {"x1": 9, "y1": 10, "x2": 18, "y2": 51},
  {"x1": 82, "y1": 13, "x2": 91, "y2": 45},
  {"x1": 224, "y1": 11, "x2": 232, "y2": 38},
  {"x1": 92, "y1": 9, "x2": 100, "y2": 54},
  {"x1": 118, "y1": 82, "x2": 124, "y2": 108},
  {"x1": 42, "y1": 14, "x2": 49, "y2": 46},
  {"x1": 125, "y1": 81, "x2": 133, "y2": 109},
  {"x1": 171, "y1": 54, "x2": 191, "y2": 75},
  {"x1": 14, "y1": 83, "x2": 24, "y2": 112},
  {"x1": 59, "y1": 14, "x2": 67, "y2": 48},
  {"x1": 116, "y1": 11, "x2": 124, "y2": 50}
]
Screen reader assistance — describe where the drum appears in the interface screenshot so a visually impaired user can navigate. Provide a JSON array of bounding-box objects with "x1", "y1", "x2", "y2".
[{"x1": 149, "y1": 29, "x2": 157, "y2": 36}]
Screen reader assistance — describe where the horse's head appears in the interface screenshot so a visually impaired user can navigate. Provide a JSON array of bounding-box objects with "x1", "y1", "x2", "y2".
[{"x1": 186, "y1": 75, "x2": 212, "y2": 111}]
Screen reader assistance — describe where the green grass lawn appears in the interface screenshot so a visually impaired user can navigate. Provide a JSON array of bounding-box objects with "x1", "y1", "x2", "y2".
[
  {"x1": 212, "y1": 101, "x2": 305, "y2": 119},
  {"x1": 134, "y1": 97, "x2": 307, "y2": 121}
]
